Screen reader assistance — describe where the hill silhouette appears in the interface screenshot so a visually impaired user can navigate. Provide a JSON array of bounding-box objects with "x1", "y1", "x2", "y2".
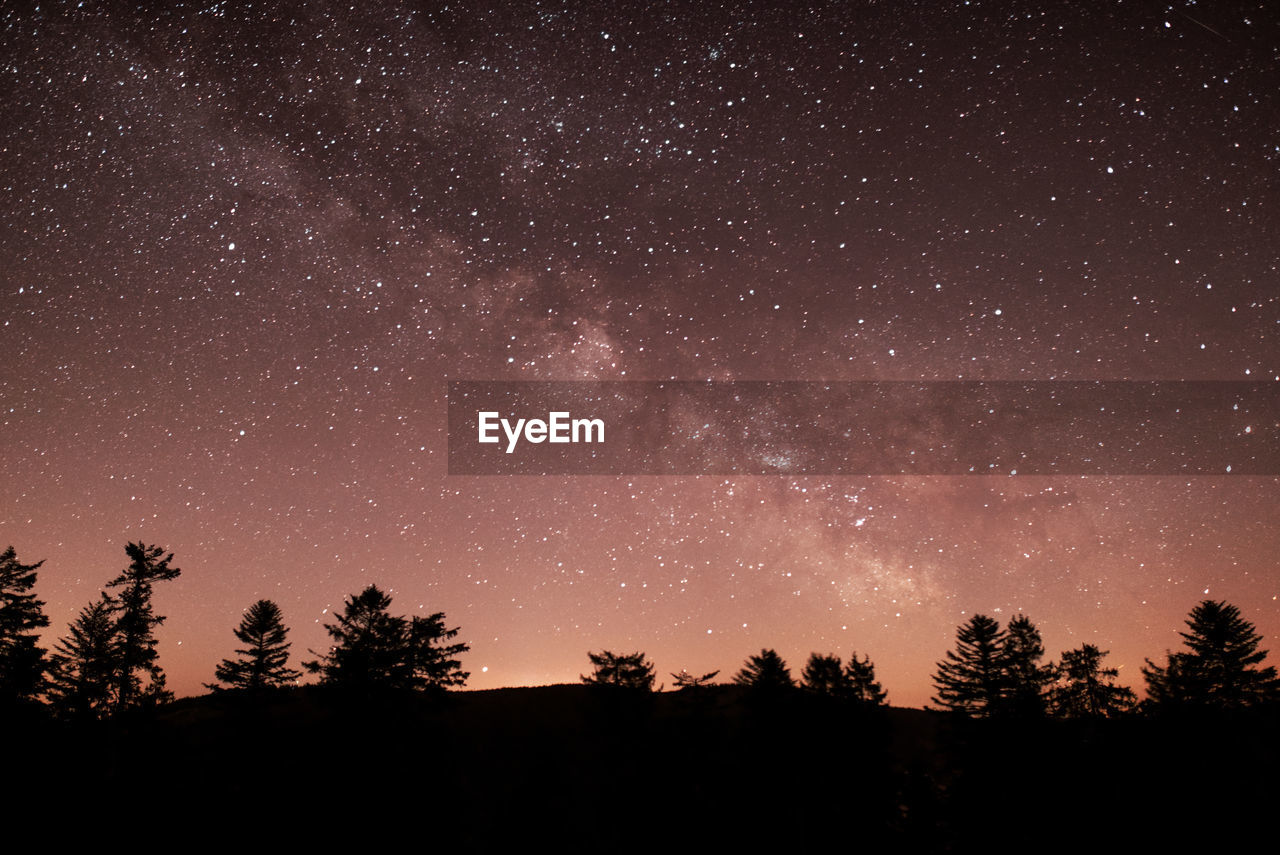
[{"x1": 9, "y1": 683, "x2": 1278, "y2": 849}]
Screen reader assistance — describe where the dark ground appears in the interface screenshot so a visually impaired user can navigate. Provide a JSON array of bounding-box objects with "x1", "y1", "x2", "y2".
[{"x1": 7, "y1": 686, "x2": 1277, "y2": 851}]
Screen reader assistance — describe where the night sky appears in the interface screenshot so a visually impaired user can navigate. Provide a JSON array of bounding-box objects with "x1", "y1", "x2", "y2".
[{"x1": 3, "y1": 1, "x2": 1278, "y2": 707}]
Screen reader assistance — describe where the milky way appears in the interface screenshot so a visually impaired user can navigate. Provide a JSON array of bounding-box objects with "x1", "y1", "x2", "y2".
[{"x1": 3, "y1": 1, "x2": 1278, "y2": 706}]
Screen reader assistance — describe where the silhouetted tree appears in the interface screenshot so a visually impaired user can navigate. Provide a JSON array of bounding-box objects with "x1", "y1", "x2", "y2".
[
  {"x1": 1142, "y1": 600, "x2": 1279, "y2": 711},
  {"x1": 582, "y1": 650, "x2": 656, "y2": 690},
  {"x1": 802, "y1": 653, "x2": 846, "y2": 695},
  {"x1": 47, "y1": 596, "x2": 118, "y2": 720},
  {"x1": 671, "y1": 669, "x2": 719, "y2": 690},
  {"x1": 1141, "y1": 650, "x2": 1196, "y2": 710},
  {"x1": 844, "y1": 651, "x2": 889, "y2": 706},
  {"x1": 932, "y1": 615, "x2": 1007, "y2": 717},
  {"x1": 801, "y1": 651, "x2": 888, "y2": 705},
  {"x1": 306, "y1": 585, "x2": 405, "y2": 690},
  {"x1": 1050, "y1": 644, "x2": 1135, "y2": 718},
  {"x1": 305, "y1": 585, "x2": 468, "y2": 693},
  {"x1": 207, "y1": 599, "x2": 301, "y2": 691},
  {"x1": 734, "y1": 649, "x2": 794, "y2": 692},
  {"x1": 0, "y1": 545, "x2": 50, "y2": 707},
  {"x1": 1000, "y1": 614, "x2": 1054, "y2": 717},
  {"x1": 106, "y1": 542, "x2": 181, "y2": 710},
  {"x1": 406, "y1": 611, "x2": 471, "y2": 691}
]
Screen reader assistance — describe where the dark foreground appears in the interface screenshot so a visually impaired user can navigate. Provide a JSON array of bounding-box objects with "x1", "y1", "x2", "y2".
[{"x1": 9, "y1": 685, "x2": 1277, "y2": 850}]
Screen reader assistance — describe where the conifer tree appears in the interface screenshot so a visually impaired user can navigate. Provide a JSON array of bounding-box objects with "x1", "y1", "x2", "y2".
[
  {"x1": 801, "y1": 653, "x2": 846, "y2": 695},
  {"x1": 1050, "y1": 644, "x2": 1135, "y2": 718},
  {"x1": 305, "y1": 585, "x2": 468, "y2": 693},
  {"x1": 844, "y1": 651, "x2": 889, "y2": 706},
  {"x1": 208, "y1": 599, "x2": 301, "y2": 691},
  {"x1": 734, "y1": 648, "x2": 795, "y2": 692},
  {"x1": 932, "y1": 614, "x2": 1007, "y2": 717},
  {"x1": 106, "y1": 542, "x2": 181, "y2": 710},
  {"x1": 306, "y1": 585, "x2": 408, "y2": 690},
  {"x1": 47, "y1": 596, "x2": 119, "y2": 720},
  {"x1": 802, "y1": 651, "x2": 888, "y2": 706},
  {"x1": 0, "y1": 545, "x2": 50, "y2": 707},
  {"x1": 581, "y1": 650, "x2": 656, "y2": 690},
  {"x1": 671, "y1": 669, "x2": 720, "y2": 690},
  {"x1": 1142, "y1": 600, "x2": 1279, "y2": 711},
  {"x1": 407, "y1": 611, "x2": 471, "y2": 691},
  {"x1": 1141, "y1": 650, "x2": 1196, "y2": 709},
  {"x1": 1000, "y1": 614, "x2": 1054, "y2": 717}
]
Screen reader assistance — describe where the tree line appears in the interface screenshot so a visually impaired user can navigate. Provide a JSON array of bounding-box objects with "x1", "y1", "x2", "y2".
[
  {"x1": 580, "y1": 648, "x2": 888, "y2": 707},
  {"x1": 3, "y1": 542, "x2": 1278, "y2": 719},
  {"x1": 0, "y1": 542, "x2": 468, "y2": 719},
  {"x1": 928, "y1": 605, "x2": 1279, "y2": 718},
  {"x1": 569, "y1": 605, "x2": 1278, "y2": 718}
]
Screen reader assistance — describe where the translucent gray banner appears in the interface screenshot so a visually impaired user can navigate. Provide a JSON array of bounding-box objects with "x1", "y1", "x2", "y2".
[{"x1": 447, "y1": 381, "x2": 1278, "y2": 475}]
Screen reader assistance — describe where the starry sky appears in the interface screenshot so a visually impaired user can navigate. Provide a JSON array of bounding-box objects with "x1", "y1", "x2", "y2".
[{"x1": 2, "y1": 0, "x2": 1278, "y2": 707}]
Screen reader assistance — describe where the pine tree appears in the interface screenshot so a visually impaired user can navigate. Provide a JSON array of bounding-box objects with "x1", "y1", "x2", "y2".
[
  {"x1": 1000, "y1": 614, "x2": 1054, "y2": 717},
  {"x1": 1050, "y1": 644, "x2": 1135, "y2": 718},
  {"x1": 671, "y1": 669, "x2": 719, "y2": 690},
  {"x1": 581, "y1": 650, "x2": 656, "y2": 690},
  {"x1": 1141, "y1": 651, "x2": 1197, "y2": 709},
  {"x1": 802, "y1": 651, "x2": 888, "y2": 706},
  {"x1": 407, "y1": 611, "x2": 471, "y2": 691},
  {"x1": 843, "y1": 651, "x2": 888, "y2": 706},
  {"x1": 0, "y1": 545, "x2": 50, "y2": 707},
  {"x1": 306, "y1": 585, "x2": 408, "y2": 690},
  {"x1": 208, "y1": 599, "x2": 301, "y2": 692},
  {"x1": 305, "y1": 585, "x2": 468, "y2": 693},
  {"x1": 801, "y1": 653, "x2": 846, "y2": 695},
  {"x1": 932, "y1": 614, "x2": 1007, "y2": 717},
  {"x1": 1142, "y1": 600, "x2": 1279, "y2": 711},
  {"x1": 734, "y1": 649, "x2": 795, "y2": 692},
  {"x1": 47, "y1": 596, "x2": 119, "y2": 720},
  {"x1": 106, "y1": 542, "x2": 181, "y2": 710}
]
